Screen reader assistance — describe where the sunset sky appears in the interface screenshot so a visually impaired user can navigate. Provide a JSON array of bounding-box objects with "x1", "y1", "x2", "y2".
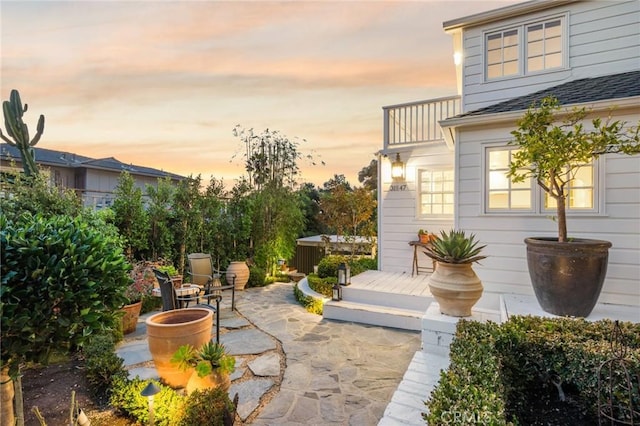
[{"x1": 1, "y1": 0, "x2": 517, "y2": 188}]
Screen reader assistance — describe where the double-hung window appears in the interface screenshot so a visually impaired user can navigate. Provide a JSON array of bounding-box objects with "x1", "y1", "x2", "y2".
[
  {"x1": 485, "y1": 146, "x2": 597, "y2": 214},
  {"x1": 485, "y1": 16, "x2": 564, "y2": 80},
  {"x1": 418, "y1": 169, "x2": 454, "y2": 216}
]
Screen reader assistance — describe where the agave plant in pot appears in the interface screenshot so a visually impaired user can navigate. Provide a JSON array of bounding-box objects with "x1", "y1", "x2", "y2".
[
  {"x1": 423, "y1": 230, "x2": 486, "y2": 317},
  {"x1": 508, "y1": 96, "x2": 640, "y2": 317},
  {"x1": 171, "y1": 341, "x2": 236, "y2": 395}
]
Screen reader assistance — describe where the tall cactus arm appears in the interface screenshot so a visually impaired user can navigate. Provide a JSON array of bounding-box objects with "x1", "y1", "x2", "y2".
[
  {"x1": 1, "y1": 89, "x2": 44, "y2": 177},
  {"x1": 31, "y1": 115, "x2": 45, "y2": 146}
]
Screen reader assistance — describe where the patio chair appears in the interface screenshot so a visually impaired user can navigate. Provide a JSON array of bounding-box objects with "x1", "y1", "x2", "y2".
[
  {"x1": 187, "y1": 253, "x2": 236, "y2": 310},
  {"x1": 153, "y1": 268, "x2": 222, "y2": 342},
  {"x1": 153, "y1": 268, "x2": 201, "y2": 310}
]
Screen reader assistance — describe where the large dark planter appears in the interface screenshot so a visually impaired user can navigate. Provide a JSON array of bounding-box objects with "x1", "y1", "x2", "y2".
[{"x1": 524, "y1": 237, "x2": 612, "y2": 317}]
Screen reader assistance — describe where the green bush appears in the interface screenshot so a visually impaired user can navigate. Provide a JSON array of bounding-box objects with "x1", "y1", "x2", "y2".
[
  {"x1": 307, "y1": 274, "x2": 335, "y2": 298},
  {"x1": 84, "y1": 334, "x2": 128, "y2": 399},
  {"x1": 1, "y1": 212, "x2": 131, "y2": 377},
  {"x1": 110, "y1": 377, "x2": 185, "y2": 426},
  {"x1": 316, "y1": 255, "x2": 348, "y2": 278},
  {"x1": 179, "y1": 388, "x2": 236, "y2": 426},
  {"x1": 293, "y1": 283, "x2": 324, "y2": 315},
  {"x1": 424, "y1": 317, "x2": 640, "y2": 425},
  {"x1": 247, "y1": 264, "x2": 267, "y2": 288}
]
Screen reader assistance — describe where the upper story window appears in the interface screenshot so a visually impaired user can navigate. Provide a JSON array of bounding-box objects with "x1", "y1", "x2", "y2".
[
  {"x1": 418, "y1": 168, "x2": 454, "y2": 216},
  {"x1": 486, "y1": 16, "x2": 565, "y2": 80}
]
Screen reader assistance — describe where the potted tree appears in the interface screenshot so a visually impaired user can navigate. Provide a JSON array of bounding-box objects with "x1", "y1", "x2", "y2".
[
  {"x1": 423, "y1": 230, "x2": 486, "y2": 317},
  {"x1": 508, "y1": 96, "x2": 640, "y2": 317},
  {"x1": 171, "y1": 341, "x2": 235, "y2": 394}
]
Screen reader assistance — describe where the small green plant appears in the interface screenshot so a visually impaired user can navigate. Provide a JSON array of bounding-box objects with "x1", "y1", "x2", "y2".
[
  {"x1": 83, "y1": 334, "x2": 128, "y2": 399},
  {"x1": 317, "y1": 255, "x2": 349, "y2": 278},
  {"x1": 171, "y1": 342, "x2": 235, "y2": 378},
  {"x1": 110, "y1": 377, "x2": 185, "y2": 426},
  {"x1": 293, "y1": 283, "x2": 325, "y2": 315},
  {"x1": 179, "y1": 388, "x2": 237, "y2": 426},
  {"x1": 157, "y1": 264, "x2": 179, "y2": 277},
  {"x1": 423, "y1": 229, "x2": 486, "y2": 264}
]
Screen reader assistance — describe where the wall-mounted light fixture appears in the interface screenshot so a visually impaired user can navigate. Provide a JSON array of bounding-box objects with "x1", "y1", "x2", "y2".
[{"x1": 391, "y1": 153, "x2": 405, "y2": 182}]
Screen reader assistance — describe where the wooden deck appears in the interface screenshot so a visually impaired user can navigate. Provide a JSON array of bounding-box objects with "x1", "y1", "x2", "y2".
[
  {"x1": 347, "y1": 269, "x2": 432, "y2": 297},
  {"x1": 323, "y1": 270, "x2": 434, "y2": 331}
]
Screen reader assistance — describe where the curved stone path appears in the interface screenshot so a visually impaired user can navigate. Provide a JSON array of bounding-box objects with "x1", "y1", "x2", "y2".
[{"x1": 117, "y1": 282, "x2": 421, "y2": 425}]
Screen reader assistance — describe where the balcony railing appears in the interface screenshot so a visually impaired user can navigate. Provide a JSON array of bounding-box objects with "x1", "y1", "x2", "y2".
[{"x1": 383, "y1": 95, "x2": 461, "y2": 148}]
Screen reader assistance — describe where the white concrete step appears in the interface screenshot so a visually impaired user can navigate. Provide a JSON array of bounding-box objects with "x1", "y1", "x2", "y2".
[
  {"x1": 341, "y1": 285, "x2": 432, "y2": 311},
  {"x1": 323, "y1": 300, "x2": 424, "y2": 331},
  {"x1": 378, "y1": 350, "x2": 449, "y2": 425}
]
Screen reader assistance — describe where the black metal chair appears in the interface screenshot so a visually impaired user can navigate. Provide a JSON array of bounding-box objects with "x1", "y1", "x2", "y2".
[{"x1": 153, "y1": 268, "x2": 222, "y2": 342}]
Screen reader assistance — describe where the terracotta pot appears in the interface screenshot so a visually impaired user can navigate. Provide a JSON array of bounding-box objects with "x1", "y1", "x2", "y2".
[
  {"x1": 120, "y1": 301, "x2": 142, "y2": 334},
  {"x1": 419, "y1": 234, "x2": 429, "y2": 244},
  {"x1": 227, "y1": 261, "x2": 250, "y2": 291},
  {"x1": 1, "y1": 367, "x2": 14, "y2": 426},
  {"x1": 146, "y1": 308, "x2": 213, "y2": 388},
  {"x1": 525, "y1": 237, "x2": 611, "y2": 317},
  {"x1": 428, "y1": 262, "x2": 483, "y2": 317},
  {"x1": 185, "y1": 369, "x2": 231, "y2": 395}
]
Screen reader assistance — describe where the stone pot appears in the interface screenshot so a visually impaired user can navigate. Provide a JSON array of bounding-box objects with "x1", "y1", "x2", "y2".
[
  {"x1": 1, "y1": 367, "x2": 14, "y2": 426},
  {"x1": 428, "y1": 262, "x2": 483, "y2": 317},
  {"x1": 525, "y1": 237, "x2": 611, "y2": 317},
  {"x1": 227, "y1": 261, "x2": 250, "y2": 291},
  {"x1": 186, "y1": 369, "x2": 231, "y2": 395},
  {"x1": 120, "y1": 301, "x2": 142, "y2": 335},
  {"x1": 146, "y1": 308, "x2": 213, "y2": 388}
]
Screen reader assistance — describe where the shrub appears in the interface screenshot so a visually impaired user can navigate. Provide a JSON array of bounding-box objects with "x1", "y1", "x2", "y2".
[
  {"x1": 307, "y1": 274, "x2": 335, "y2": 298},
  {"x1": 179, "y1": 388, "x2": 236, "y2": 426},
  {"x1": 316, "y1": 255, "x2": 348, "y2": 278},
  {"x1": 247, "y1": 264, "x2": 267, "y2": 288},
  {"x1": 84, "y1": 334, "x2": 128, "y2": 399},
  {"x1": 110, "y1": 377, "x2": 185, "y2": 426},
  {"x1": 293, "y1": 283, "x2": 324, "y2": 315},
  {"x1": 1, "y1": 212, "x2": 131, "y2": 377},
  {"x1": 424, "y1": 317, "x2": 640, "y2": 425}
]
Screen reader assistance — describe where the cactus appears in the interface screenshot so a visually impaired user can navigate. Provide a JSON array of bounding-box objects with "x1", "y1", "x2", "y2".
[{"x1": 0, "y1": 89, "x2": 45, "y2": 177}]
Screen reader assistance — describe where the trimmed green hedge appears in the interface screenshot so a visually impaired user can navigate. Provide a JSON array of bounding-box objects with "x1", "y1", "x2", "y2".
[{"x1": 425, "y1": 316, "x2": 640, "y2": 425}]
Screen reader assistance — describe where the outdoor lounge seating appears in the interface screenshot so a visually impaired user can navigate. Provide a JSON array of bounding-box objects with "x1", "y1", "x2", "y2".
[{"x1": 187, "y1": 253, "x2": 236, "y2": 310}]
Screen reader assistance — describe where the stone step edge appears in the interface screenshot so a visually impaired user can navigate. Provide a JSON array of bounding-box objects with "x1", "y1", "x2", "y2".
[{"x1": 378, "y1": 350, "x2": 449, "y2": 426}]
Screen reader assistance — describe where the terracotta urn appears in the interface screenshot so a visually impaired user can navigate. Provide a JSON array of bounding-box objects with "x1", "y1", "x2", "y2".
[
  {"x1": 120, "y1": 301, "x2": 142, "y2": 335},
  {"x1": 428, "y1": 262, "x2": 483, "y2": 317},
  {"x1": 227, "y1": 261, "x2": 250, "y2": 291},
  {"x1": 186, "y1": 369, "x2": 231, "y2": 395},
  {"x1": 146, "y1": 308, "x2": 213, "y2": 388}
]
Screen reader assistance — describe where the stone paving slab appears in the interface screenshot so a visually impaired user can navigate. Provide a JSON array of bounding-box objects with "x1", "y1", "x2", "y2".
[{"x1": 220, "y1": 328, "x2": 277, "y2": 355}]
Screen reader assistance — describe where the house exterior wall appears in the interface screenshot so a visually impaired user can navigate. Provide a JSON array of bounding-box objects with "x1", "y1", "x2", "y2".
[
  {"x1": 455, "y1": 107, "x2": 640, "y2": 308},
  {"x1": 460, "y1": 0, "x2": 640, "y2": 111},
  {"x1": 378, "y1": 144, "x2": 454, "y2": 273},
  {"x1": 83, "y1": 169, "x2": 160, "y2": 209}
]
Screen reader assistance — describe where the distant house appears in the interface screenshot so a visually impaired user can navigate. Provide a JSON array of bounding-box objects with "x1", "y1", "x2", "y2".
[
  {"x1": 377, "y1": 0, "x2": 639, "y2": 309},
  {"x1": 0, "y1": 143, "x2": 185, "y2": 209}
]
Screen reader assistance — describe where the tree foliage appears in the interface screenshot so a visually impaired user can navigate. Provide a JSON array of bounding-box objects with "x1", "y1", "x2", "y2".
[
  {"x1": 508, "y1": 96, "x2": 640, "y2": 241},
  {"x1": 111, "y1": 172, "x2": 149, "y2": 259}
]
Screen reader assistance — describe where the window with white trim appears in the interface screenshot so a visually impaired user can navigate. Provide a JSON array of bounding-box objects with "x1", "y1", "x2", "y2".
[
  {"x1": 487, "y1": 147, "x2": 532, "y2": 210},
  {"x1": 485, "y1": 16, "x2": 564, "y2": 80},
  {"x1": 485, "y1": 147, "x2": 597, "y2": 213},
  {"x1": 544, "y1": 163, "x2": 594, "y2": 211},
  {"x1": 418, "y1": 169, "x2": 454, "y2": 216}
]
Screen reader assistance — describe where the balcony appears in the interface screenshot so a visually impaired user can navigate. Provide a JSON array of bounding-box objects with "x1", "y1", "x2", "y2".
[{"x1": 383, "y1": 95, "x2": 460, "y2": 150}]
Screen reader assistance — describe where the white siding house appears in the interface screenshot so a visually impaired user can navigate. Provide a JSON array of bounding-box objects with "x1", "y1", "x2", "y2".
[{"x1": 377, "y1": 0, "x2": 640, "y2": 311}]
